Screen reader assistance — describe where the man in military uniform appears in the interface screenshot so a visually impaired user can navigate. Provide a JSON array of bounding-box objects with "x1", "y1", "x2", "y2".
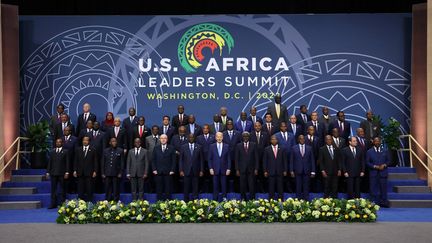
[{"x1": 101, "y1": 137, "x2": 124, "y2": 201}]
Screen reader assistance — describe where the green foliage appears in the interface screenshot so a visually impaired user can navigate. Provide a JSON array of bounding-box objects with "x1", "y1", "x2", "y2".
[
  {"x1": 27, "y1": 120, "x2": 50, "y2": 152},
  {"x1": 57, "y1": 198, "x2": 380, "y2": 224},
  {"x1": 373, "y1": 115, "x2": 401, "y2": 150}
]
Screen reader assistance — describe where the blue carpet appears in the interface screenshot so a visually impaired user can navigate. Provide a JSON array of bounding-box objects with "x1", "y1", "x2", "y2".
[{"x1": 1, "y1": 208, "x2": 432, "y2": 223}]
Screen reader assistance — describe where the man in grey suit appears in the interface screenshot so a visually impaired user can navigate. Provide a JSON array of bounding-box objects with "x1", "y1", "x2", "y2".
[
  {"x1": 145, "y1": 125, "x2": 160, "y2": 192},
  {"x1": 267, "y1": 94, "x2": 288, "y2": 126},
  {"x1": 127, "y1": 138, "x2": 149, "y2": 201}
]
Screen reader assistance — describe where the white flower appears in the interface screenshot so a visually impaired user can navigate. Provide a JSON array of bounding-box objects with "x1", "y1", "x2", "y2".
[
  {"x1": 321, "y1": 205, "x2": 330, "y2": 212},
  {"x1": 281, "y1": 210, "x2": 288, "y2": 220},
  {"x1": 197, "y1": 208, "x2": 204, "y2": 216},
  {"x1": 136, "y1": 214, "x2": 143, "y2": 221},
  {"x1": 110, "y1": 205, "x2": 117, "y2": 211},
  {"x1": 217, "y1": 211, "x2": 224, "y2": 218},
  {"x1": 175, "y1": 215, "x2": 182, "y2": 221},
  {"x1": 312, "y1": 210, "x2": 321, "y2": 218},
  {"x1": 78, "y1": 214, "x2": 86, "y2": 220},
  {"x1": 295, "y1": 213, "x2": 302, "y2": 221}
]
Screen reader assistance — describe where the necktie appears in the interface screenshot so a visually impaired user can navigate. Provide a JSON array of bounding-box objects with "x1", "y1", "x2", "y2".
[
  {"x1": 191, "y1": 124, "x2": 195, "y2": 133},
  {"x1": 115, "y1": 127, "x2": 119, "y2": 137},
  {"x1": 328, "y1": 146, "x2": 334, "y2": 159},
  {"x1": 215, "y1": 123, "x2": 219, "y2": 132},
  {"x1": 162, "y1": 145, "x2": 166, "y2": 152},
  {"x1": 340, "y1": 121, "x2": 344, "y2": 132},
  {"x1": 190, "y1": 144, "x2": 194, "y2": 155},
  {"x1": 244, "y1": 143, "x2": 248, "y2": 152},
  {"x1": 218, "y1": 143, "x2": 222, "y2": 157},
  {"x1": 93, "y1": 131, "x2": 96, "y2": 138},
  {"x1": 313, "y1": 121, "x2": 317, "y2": 132},
  {"x1": 62, "y1": 123, "x2": 66, "y2": 130},
  {"x1": 310, "y1": 135, "x2": 313, "y2": 142},
  {"x1": 154, "y1": 136, "x2": 158, "y2": 144},
  {"x1": 130, "y1": 116, "x2": 134, "y2": 123},
  {"x1": 229, "y1": 131, "x2": 232, "y2": 139},
  {"x1": 205, "y1": 134, "x2": 208, "y2": 141},
  {"x1": 222, "y1": 116, "x2": 226, "y2": 125},
  {"x1": 135, "y1": 148, "x2": 139, "y2": 157},
  {"x1": 256, "y1": 132, "x2": 260, "y2": 144},
  {"x1": 164, "y1": 126, "x2": 167, "y2": 134},
  {"x1": 242, "y1": 121, "x2": 245, "y2": 131},
  {"x1": 273, "y1": 146, "x2": 277, "y2": 158},
  {"x1": 352, "y1": 147, "x2": 356, "y2": 157},
  {"x1": 275, "y1": 104, "x2": 280, "y2": 118},
  {"x1": 292, "y1": 124, "x2": 296, "y2": 134},
  {"x1": 84, "y1": 147, "x2": 88, "y2": 157},
  {"x1": 180, "y1": 136, "x2": 184, "y2": 142},
  {"x1": 139, "y1": 126, "x2": 143, "y2": 137},
  {"x1": 282, "y1": 132, "x2": 286, "y2": 141},
  {"x1": 179, "y1": 114, "x2": 183, "y2": 123},
  {"x1": 267, "y1": 123, "x2": 271, "y2": 133},
  {"x1": 252, "y1": 116, "x2": 256, "y2": 123},
  {"x1": 335, "y1": 138, "x2": 339, "y2": 147},
  {"x1": 302, "y1": 114, "x2": 307, "y2": 123},
  {"x1": 56, "y1": 148, "x2": 60, "y2": 154},
  {"x1": 359, "y1": 138, "x2": 364, "y2": 147},
  {"x1": 300, "y1": 145, "x2": 305, "y2": 157}
]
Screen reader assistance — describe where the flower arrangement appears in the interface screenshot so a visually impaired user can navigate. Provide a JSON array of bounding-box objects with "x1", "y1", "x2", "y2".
[{"x1": 57, "y1": 198, "x2": 380, "y2": 224}]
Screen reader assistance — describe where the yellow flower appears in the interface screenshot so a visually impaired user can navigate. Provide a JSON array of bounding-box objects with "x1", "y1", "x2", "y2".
[
  {"x1": 165, "y1": 210, "x2": 169, "y2": 214},
  {"x1": 116, "y1": 216, "x2": 120, "y2": 220},
  {"x1": 363, "y1": 215, "x2": 368, "y2": 218},
  {"x1": 335, "y1": 212, "x2": 339, "y2": 216},
  {"x1": 148, "y1": 213, "x2": 152, "y2": 218},
  {"x1": 241, "y1": 214, "x2": 245, "y2": 218},
  {"x1": 356, "y1": 214, "x2": 360, "y2": 218},
  {"x1": 344, "y1": 214, "x2": 349, "y2": 219}
]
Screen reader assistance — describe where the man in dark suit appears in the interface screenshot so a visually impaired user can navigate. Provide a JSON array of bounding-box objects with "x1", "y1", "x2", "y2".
[
  {"x1": 88, "y1": 121, "x2": 107, "y2": 157},
  {"x1": 305, "y1": 125, "x2": 322, "y2": 193},
  {"x1": 287, "y1": 115, "x2": 303, "y2": 140},
  {"x1": 126, "y1": 138, "x2": 149, "y2": 201},
  {"x1": 263, "y1": 135, "x2": 287, "y2": 200},
  {"x1": 76, "y1": 103, "x2": 97, "y2": 135},
  {"x1": 235, "y1": 112, "x2": 253, "y2": 133},
  {"x1": 179, "y1": 134, "x2": 204, "y2": 201},
  {"x1": 160, "y1": 115, "x2": 175, "y2": 142},
  {"x1": 290, "y1": 135, "x2": 316, "y2": 201},
  {"x1": 78, "y1": 120, "x2": 93, "y2": 146},
  {"x1": 223, "y1": 120, "x2": 241, "y2": 187},
  {"x1": 171, "y1": 125, "x2": 188, "y2": 153},
  {"x1": 152, "y1": 134, "x2": 176, "y2": 201},
  {"x1": 250, "y1": 122, "x2": 269, "y2": 193},
  {"x1": 263, "y1": 113, "x2": 278, "y2": 136},
  {"x1": 318, "y1": 135, "x2": 341, "y2": 198},
  {"x1": 122, "y1": 107, "x2": 139, "y2": 135},
  {"x1": 274, "y1": 122, "x2": 295, "y2": 152},
  {"x1": 235, "y1": 132, "x2": 259, "y2": 200},
  {"x1": 208, "y1": 132, "x2": 231, "y2": 201},
  {"x1": 360, "y1": 110, "x2": 381, "y2": 144},
  {"x1": 366, "y1": 137, "x2": 390, "y2": 207},
  {"x1": 296, "y1": 105, "x2": 310, "y2": 129},
  {"x1": 61, "y1": 126, "x2": 78, "y2": 173},
  {"x1": 219, "y1": 106, "x2": 233, "y2": 126},
  {"x1": 145, "y1": 127, "x2": 160, "y2": 193},
  {"x1": 209, "y1": 114, "x2": 225, "y2": 134},
  {"x1": 108, "y1": 117, "x2": 128, "y2": 153},
  {"x1": 46, "y1": 139, "x2": 70, "y2": 209},
  {"x1": 49, "y1": 104, "x2": 65, "y2": 136},
  {"x1": 54, "y1": 114, "x2": 75, "y2": 139},
  {"x1": 342, "y1": 136, "x2": 365, "y2": 199},
  {"x1": 356, "y1": 127, "x2": 371, "y2": 152},
  {"x1": 101, "y1": 137, "x2": 124, "y2": 201},
  {"x1": 196, "y1": 124, "x2": 215, "y2": 193},
  {"x1": 171, "y1": 105, "x2": 188, "y2": 132},
  {"x1": 267, "y1": 94, "x2": 288, "y2": 125},
  {"x1": 131, "y1": 117, "x2": 151, "y2": 148},
  {"x1": 331, "y1": 128, "x2": 346, "y2": 149},
  {"x1": 318, "y1": 106, "x2": 334, "y2": 136},
  {"x1": 305, "y1": 111, "x2": 326, "y2": 144},
  {"x1": 186, "y1": 115, "x2": 202, "y2": 137},
  {"x1": 247, "y1": 106, "x2": 263, "y2": 125},
  {"x1": 329, "y1": 111, "x2": 351, "y2": 143},
  {"x1": 73, "y1": 136, "x2": 98, "y2": 201}
]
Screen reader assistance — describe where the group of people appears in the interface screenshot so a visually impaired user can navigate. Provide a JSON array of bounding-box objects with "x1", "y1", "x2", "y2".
[{"x1": 45, "y1": 94, "x2": 390, "y2": 209}]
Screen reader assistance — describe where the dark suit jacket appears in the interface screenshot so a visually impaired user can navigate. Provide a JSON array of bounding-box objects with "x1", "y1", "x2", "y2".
[
  {"x1": 360, "y1": 119, "x2": 381, "y2": 141},
  {"x1": 49, "y1": 114, "x2": 62, "y2": 135},
  {"x1": 159, "y1": 125, "x2": 175, "y2": 141},
  {"x1": 209, "y1": 122, "x2": 225, "y2": 134},
  {"x1": 76, "y1": 112, "x2": 97, "y2": 135},
  {"x1": 332, "y1": 136, "x2": 346, "y2": 149},
  {"x1": 208, "y1": 143, "x2": 231, "y2": 175},
  {"x1": 196, "y1": 134, "x2": 216, "y2": 162},
  {"x1": 296, "y1": 113, "x2": 311, "y2": 128},
  {"x1": 329, "y1": 120, "x2": 351, "y2": 142},
  {"x1": 341, "y1": 146, "x2": 365, "y2": 177},
  {"x1": 234, "y1": 120, "x2": 253, "y2": 133},
  {"x1": 87, "y1": 130, "x2": 107, "y2": 156},
  {"x1": 223, "y1": 130, "x2": 242, "y2": 161},
  {"x1": 131, "y1": 125, "x2": 151, "y2": 148},
  {"x1": 366, "y1": 148, "x2": 390, "y2": 177},
  {"x1": 186, "y1": 123, "x2": 203, "y2": 137},
  {"x1": 74, "y1": 146, "x2": 98, "y2": 177},
  {"x1": 247, "y1": 115, "x2": 263, "y2": 125},
  {"x1": 318, "y1": 145, "x2": 341, "y2": 176},
  {"x1": 54, "y1": 122, "x2": 75, "y2": 139},
  {"x1": 179, "y1": 143, "x2": 204, "y2": 176},
  {"x1": 171, "y1": 113, "x2": 189, "y2": 131},
  {"x1": 122, "y1": 116, "x2": 139, "y2": 134},
  {"x1": 263, "y1": 145, "x2": 287, "y2": 176},
  {"x1": 274, "y1": 132, "x2": 295, "y2": 153},
  {"x1": 267, "y1": 103, "x2": 288, "y2": 125},
  {"x1": 107, "y1": 126, "x2": 128, "y2": 149},
  {"x1": 250, "y1": 131, "x2": 270, "y2": 161},
  {"x1": 126, "y1": 147, "x2": 149, "y2": 177},
  {"x1": 290, "y1": 144, "x2": 315, "y2": 175},
  {"x1": 47, "y1": 148, "x2": 70, "y2": 176},
  {"x1": 101, "y1": 147, "x2": 124, "y2": 176},
  {"x1": 305, "y1": 135, "x2": 321, "y2": 160},
  {"x1": 287, "y1": 123, "x2": 303, "y2": 140},
  {"x1": 235, "y1": 142, "x2": 259, "y2": 174},
  {"x1": 220, "y1": 116, "x2": 233, "y2": 126},
  {"x1": 305, "y1": 121, "x2": 326, "y2": 143},
  {"x1": 262, "y1": 122, "x2": 279, "y2": 136},
  {"x1": 318, "y1": 115, "x2": 335, "y2": 135},
  {"x1": 170, "y1": 135, "x2": 188, "y2": 152},
  {"x1": 152, "y1": 144, "x2": 176, "y2": 175},
  {"x1": 356, "y1": 136, "x2": 371, "y2": 153},
  {"x1": 78, "y1": 128, "x2": 93, "y2": 146},
  {"x1": 62, "y1": 135, "x2": 78, "y2": 170}
]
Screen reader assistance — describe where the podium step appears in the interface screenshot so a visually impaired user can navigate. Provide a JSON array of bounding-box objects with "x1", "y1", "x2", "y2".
[
  {"x1": 0, "y1": 201, "x2": 41, "y2": 210},
  {"x1": 0, "y1": 187, "x2": 37, "y2": 195},
  {"x1": 393, "y1": 186, "x2": 431, "y2": 193},
  {"x1": 388, "y1": 173, "x2": 419, "y2": 180},
  {"x1": 10, "y1": 175, "x2": 46, "y2": 183},
  {"x1": 389, "y1": 200, "x2": 432, "y2": 208}
]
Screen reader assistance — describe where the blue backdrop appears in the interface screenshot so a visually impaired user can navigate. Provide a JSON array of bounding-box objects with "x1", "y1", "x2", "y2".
[{"x1": 19, "y1": 14, "x2": 412, "y2": 135}]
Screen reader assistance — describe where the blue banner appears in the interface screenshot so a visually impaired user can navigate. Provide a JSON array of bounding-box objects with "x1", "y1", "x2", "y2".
[{"x1": 20, "y1": 14, "x2": 412, "y2": 134}]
